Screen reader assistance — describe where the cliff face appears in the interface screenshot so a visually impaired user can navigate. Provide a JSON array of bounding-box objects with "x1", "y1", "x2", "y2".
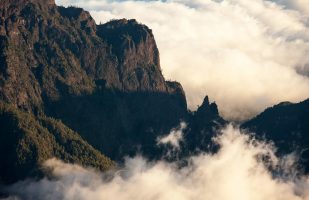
[
  {"x1": 97, "y1": 19, "x2": 167, "y2": 92},
  {"x1": 0, "y1": 1, "x2": 184, "y2": 112},
  {"x1": 0, "y1": 0, "x2": 102, "y2": 111},
  {"x1": 0, "y1": 0, "x2": 55, "y2": 10},
  {"x1": 0, "y1": 0, "x2": 188, "y2": 176}
]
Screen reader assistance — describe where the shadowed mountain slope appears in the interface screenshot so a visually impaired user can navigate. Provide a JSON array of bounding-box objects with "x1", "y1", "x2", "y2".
[{"x1": 242, "y1": 99, "x2": 309, "y2": 172}]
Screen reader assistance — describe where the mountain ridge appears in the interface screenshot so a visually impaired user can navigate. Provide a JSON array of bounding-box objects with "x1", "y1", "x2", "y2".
[{"x1": 242, "y1": 98, "x2": 309, "y2": 172}]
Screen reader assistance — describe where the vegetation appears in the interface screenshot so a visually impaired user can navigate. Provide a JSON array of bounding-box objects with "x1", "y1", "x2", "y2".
[{"x1": 0, "y1": 103, "x2": 114, "y2": 184}]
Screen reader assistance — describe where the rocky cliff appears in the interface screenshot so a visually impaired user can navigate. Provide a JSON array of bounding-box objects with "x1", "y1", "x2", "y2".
[
  {"x1": 0, "y1": 0, "x2": 184, "y2": 110},
  {"x1": 0, "y1": 0, "x2": 190, "y2": 182}
]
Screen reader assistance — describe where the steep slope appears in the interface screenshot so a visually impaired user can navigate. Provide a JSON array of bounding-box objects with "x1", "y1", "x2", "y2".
[
  {"x1": 97, "y1": 19, "x2": 166, "y2": 92},
  {"x1": 0, "y1": 0, "x2": 185, "y2": 110},
  {"x1": 0, "y1": 103, "x2": 113, "y2": 184},
  {"x1": 45, "y1": 18, "x2": 188, "y2": 160},
  {"x1": 242, "y1": 99, "x2": 309, "y2": 172},
  {"x1": 0, "y1": 0, "x2": 188, "y2": 164}
]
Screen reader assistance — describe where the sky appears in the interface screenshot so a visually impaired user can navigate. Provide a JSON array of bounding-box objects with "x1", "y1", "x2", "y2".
[{"x1": 55, "y1": 0, "x2": 309, "y2": 121}]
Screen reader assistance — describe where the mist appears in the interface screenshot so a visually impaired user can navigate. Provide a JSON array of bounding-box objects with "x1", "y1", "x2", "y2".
[
  {"x1": 3, "y1": 125, "x2": 309, "y2": 200},
  {"x1": 157, "y1": 122, "x2": 186, "y2": 149},
  {"x1": 55, "y1": 0, "x2": 309, "y2": 120}
]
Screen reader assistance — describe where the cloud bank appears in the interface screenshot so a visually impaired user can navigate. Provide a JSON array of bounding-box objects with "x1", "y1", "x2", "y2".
[
  {"x1": 55, "y1": 0, "x2": 309, "y2": 120},
  {"x1": 3, "y1": 125, "x2": 309, "y2": 200}
]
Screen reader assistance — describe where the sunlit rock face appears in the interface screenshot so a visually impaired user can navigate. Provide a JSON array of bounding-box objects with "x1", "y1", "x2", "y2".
[
  {"x1": 0, "y1": 0, "x2": 185, "y2": 110},
  {"x1": 0, "y1": 0, "x2": 55, "y2": 15},
  {"x1": 97, "y1": 19, "x2": 167, "y2": 92}
]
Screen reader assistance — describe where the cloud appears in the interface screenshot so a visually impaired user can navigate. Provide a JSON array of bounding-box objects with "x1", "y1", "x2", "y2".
[
  {"x1": 157, "y1": 122, "x2": 186, "y2": 149},
  {"x1": 4, "y1": 125, "x2": 309, "y2": 200},
  {"x1": 55, "y1": 0, "x2": 309, "y2": 121},
  {"x1": 272, "y1": 0, "x2": 309, "y2": 16}
]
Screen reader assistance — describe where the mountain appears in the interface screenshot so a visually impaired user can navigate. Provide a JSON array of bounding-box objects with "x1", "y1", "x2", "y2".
[
  {"x1": 0, "y1": 0, "x2": 205, "y2": 184},
  {"x1": 3, "y1": 0, "x2": 307, "y2": 186},
  {"x1": 242, "y1": 99, "x2": 309, "y2": 172},
  {"x1": 0, "y1": 0, "x2": 188, "y2": 163}
]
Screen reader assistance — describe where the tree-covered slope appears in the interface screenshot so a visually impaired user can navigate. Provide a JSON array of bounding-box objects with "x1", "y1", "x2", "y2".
[{"x1": 0, "y1": 103, "x2": 113, "y2": 184}]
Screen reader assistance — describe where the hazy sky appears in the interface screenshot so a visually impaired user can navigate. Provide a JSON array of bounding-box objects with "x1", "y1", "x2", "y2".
[{"x1": 56, "y1": 0, "x2": 309, "y2": 120}]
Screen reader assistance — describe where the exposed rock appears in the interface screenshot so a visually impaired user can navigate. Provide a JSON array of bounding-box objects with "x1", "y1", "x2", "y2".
[
  {"x1": 97, "y1": 19, "x2": 166, "y2": 92},
  {"x1": 181, "y1": 96, "x2": 226, "y2": 154},
  {"x1": 0, "y1": 2, "x2": 185, "y2": 111},
  {"x1": 0, "y1": 0, "x2": 55, "y2": 10},
  {"x1": 195, "y1": 96, "x2": 220, "y2": 121}
]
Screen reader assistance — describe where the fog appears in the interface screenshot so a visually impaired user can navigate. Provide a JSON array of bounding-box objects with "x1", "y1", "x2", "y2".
[
  {"x1": 55, "y1": 0, "x2": 309, "y2": 120},
  {"x1": 3, "y1": 125, "x2": 309, "y2": 200},
  {"x1": 156, "y1": 122, "x2": 186, "y2": 149}
]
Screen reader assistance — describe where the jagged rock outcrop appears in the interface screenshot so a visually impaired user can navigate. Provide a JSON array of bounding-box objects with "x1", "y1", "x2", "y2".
[
  {"x1": 194, "y1": 96, "x2": 222, "y2": 123},
  {"x1": 182, "y1": 96, "x2": 226, "y2": 154}
]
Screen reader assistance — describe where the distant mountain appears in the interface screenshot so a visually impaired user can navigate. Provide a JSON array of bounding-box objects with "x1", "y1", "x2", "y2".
[{"x1": 242, "y1": 99, "x2": 309, "y2": 172}]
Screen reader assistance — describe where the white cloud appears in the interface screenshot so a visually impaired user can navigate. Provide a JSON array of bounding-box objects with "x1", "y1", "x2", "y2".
[
  {"x1": 157, "y1": 122, "x2": 186, "y2": 149},
  {"x1": 5, "y1": 125, "x2": 309, "y2": 200},
  {"x1": 55, "y1": 0, "x2": 309, "y2": 120}
]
